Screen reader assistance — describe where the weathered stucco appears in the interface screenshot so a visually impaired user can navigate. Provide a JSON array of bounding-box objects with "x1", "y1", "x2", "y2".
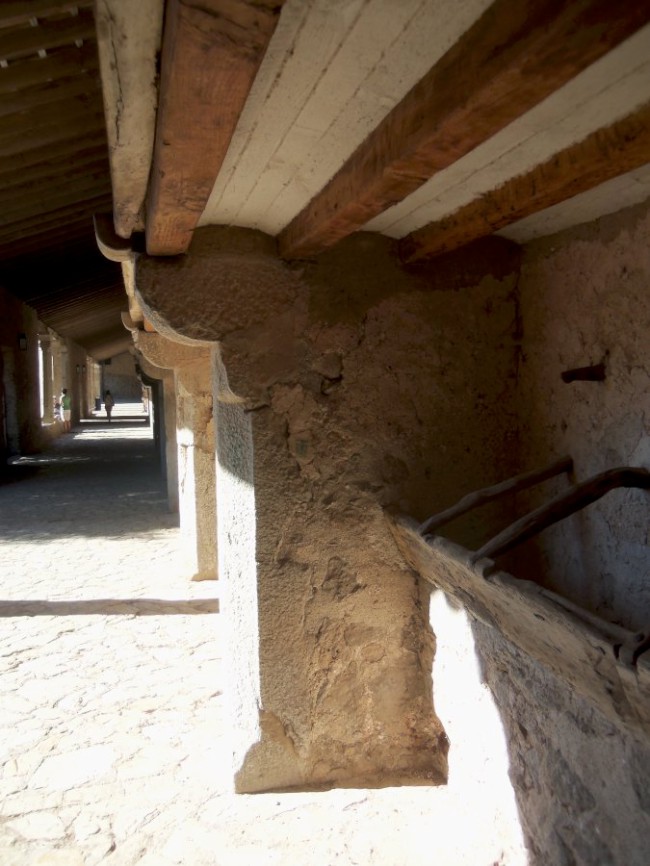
[
  {"x1": 130, "y1": 194, "x2": 650, "y2": 859},
  {"x1": 135, "y1": 227, "x2": 521, "y2": 791},
  {"x1": 512, "y1": 199, "x2": 650, "y2": 633}
]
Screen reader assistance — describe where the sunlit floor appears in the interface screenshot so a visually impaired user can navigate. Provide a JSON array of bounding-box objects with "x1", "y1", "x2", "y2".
[{"x1": 0, "y1": 423, "x2": 527, "y2": 865}]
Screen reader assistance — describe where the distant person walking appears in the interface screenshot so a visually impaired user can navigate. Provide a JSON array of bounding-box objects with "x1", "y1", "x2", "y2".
[
  {"x1": 104, "y1": 390, "x2": 115, "y2": 423},
  {"x1": 60, "y1": 388, "x2": 72, "y2": 433}
]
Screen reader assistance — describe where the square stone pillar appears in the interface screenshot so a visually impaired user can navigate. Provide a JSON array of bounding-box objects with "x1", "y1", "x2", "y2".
[
  {"x1": 51, "y1": 337, "x2": 63, "y2": 415},
  {"x1": 134, "y1": 228, "x2": 462, "y2": 793},
  {"x1": 39, "y1": 336, "x2": 54, "y2": 423},
  {"x1": 134, "y1": 331, "x2": 216, "y2": 581},
  {"x1": 138, "y1": 355, "x2": 179, "y2": 513}
]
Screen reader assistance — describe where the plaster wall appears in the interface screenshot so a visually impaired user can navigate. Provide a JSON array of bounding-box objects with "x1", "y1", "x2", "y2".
[
  {"x1": 104, "y1": 350, "x2": 142, "y2": 402},
  {"x1": 512, "y1": 197, "x2": 650, "y2": 633},
  {"x1": 474, "y1": 615, "x2": 650, "y2": 866},
  {"x1": 136, "y1": 227, "x2": 521, "y2": 791}
]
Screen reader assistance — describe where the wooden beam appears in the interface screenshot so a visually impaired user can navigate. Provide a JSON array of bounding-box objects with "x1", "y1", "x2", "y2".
[
  {"x1": 0, "y1": 44, "x2": 97, "y2": 94},
  {"x1": 399, "y1": 103, "x2": 650, "y2": 263},
  {"x1": 0, "y1": 219, "x2": 95, "y2": 258},
  {"x1": 0, "y1": 71, "x2": 99, "y2": 118},
  {"x1": 0, "y1": 92, "x2": 101, "y2": 139},
  {"x1": 0, "y1": 133, "x2": 106, "y2": 173},
  {"x1": 0, "y1": 195, "x2": 112, "y2": 243},
  {"x1": 0, "y1": 153, "x2": 108, "y2": 192},
  {"x1": 278, "y1": 0, "x2": 650, "y2": 260},
  {"x1": 0, "y1": 9, "x2": 96, "y2": 62},
  {"x1": 0, "y1": 111, "x2": 105, "y2": 157},
  {"x1": 0, "y1": 1, "x2": 93, "y2": 28},
  {"x1": 419, "y1": 457, "x2": 573, "y2": 536},
  {"x1": 145, "y1": 0, "x2": 285, "y2": 255},
  {"x1": 472, "y1": 467, "x2": 650, "y2": 564},
  {"x1": 0, "y1": 177, "x2": 111, "y2": 225}
]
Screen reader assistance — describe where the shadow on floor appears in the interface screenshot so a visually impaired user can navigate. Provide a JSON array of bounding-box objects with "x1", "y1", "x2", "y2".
[{"x1": 0, "y1": 598, "x2": 219, "y2": 616}]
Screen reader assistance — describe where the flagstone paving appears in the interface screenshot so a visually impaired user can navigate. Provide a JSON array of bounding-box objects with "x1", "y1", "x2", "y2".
[{"x1": 0, "y1": 415, "x2": 526, "y2": 865}]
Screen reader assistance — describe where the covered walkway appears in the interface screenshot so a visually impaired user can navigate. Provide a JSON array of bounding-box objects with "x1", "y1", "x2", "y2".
[{"x1": 0, "y1": 420, "x2": 525, "y2": 865}]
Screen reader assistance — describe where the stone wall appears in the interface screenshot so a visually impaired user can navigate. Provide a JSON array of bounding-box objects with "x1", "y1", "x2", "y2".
[
  {"x1": 512, "y1": 199, "x2": 650, "y2": 632},
  {"x1": 476, "y1": 620, "x2": 650, "y2": 865},
  {"x1": 104, "y1": 350, "x2": 142, "y2": 402},
  {"x1": 135, "y1": 209, "x2": 650, "y2": 857}
]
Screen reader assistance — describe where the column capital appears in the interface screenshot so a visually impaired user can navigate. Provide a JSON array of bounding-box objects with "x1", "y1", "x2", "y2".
[{"x1": 133, "y1": 330, "x2": 211, "y2": 372}]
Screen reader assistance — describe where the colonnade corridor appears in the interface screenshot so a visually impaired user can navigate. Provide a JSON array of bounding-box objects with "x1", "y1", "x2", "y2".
[{"x1": 0, "y1": 417, "x2": 526, "y2": 865}]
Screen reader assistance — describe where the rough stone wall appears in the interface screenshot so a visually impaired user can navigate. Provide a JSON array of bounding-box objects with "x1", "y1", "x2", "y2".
[
  {"x1": 512, "y1": 198, "x2": 650, "y2": 632},
  {"x1": 137, "y1": 227, "x2": 522, "y2": 791},
  {"x1": 475, "y1": 621, "x2": 650, "y2": 866}
]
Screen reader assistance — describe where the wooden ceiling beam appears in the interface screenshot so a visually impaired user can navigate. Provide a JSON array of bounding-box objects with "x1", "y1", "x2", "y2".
[
  {"x1": 0, "y1": 219, "x2": 95, "y2": 259},
  {"x1": 0, "y1": 72, "x2": 100, "y2": 118},
  {"x1": 0, "y1": 133, "x2": 106, "y2": 172},
  {"x1": 0, "y1": 43, "x2": 97, "y2": 94},
  {"x1": 37, "y1": 297, "x2": 124, "y2": 327},
  {"x1": 278, "y1": 0, "x2": 650, "y2": 259},
  {"x1": 0, "y1": 111, "x2": 105, "y2": 157},
  {"x1": 0, "y1": 92, "x2": 102, "y2": 138},
  {"x1": 0, "y1": 8, "x2": 96, "y2": 62},
  {"x1": 0, "y1": 195, "x2": 112, "y2": 243},
  {"x1": 145, "y1": 0, "x2": 286, "y2": 255},
  {"x1": 0, "y1": 1, "x2": 93, "y2": 28},
  {"x1": 27, "y1": 278, "x2": 122, "y2": 308},
  {"x1": 399, "y1": 103, "x2": 650, "y2": 263},
  {"x1": 0, "y1": 154, "x2": 108, "y2": 193},
  {"x1": 0, "y1": 177, "x2": 111, "y2": 225}
]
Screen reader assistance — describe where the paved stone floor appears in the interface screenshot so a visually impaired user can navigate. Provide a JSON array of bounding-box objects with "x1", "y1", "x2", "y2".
[{"x1": 0, "y1": 414, "x2": 527, "y2": 865}]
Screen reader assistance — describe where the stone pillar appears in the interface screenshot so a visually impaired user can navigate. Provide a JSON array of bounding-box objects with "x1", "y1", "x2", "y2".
[
  {"x1": 52, "y1": 337, "x2": 63, "y2": 412},
  {"x1": 134, "y1": 331, "x2": 216, "y2": 579},
  {"x1": 138, "y1": 354, "x2": 179, "y2": 513},
  {"x1": 40, "y1": 337, "x2": 54, "y2": 423},
  {"x1": 134, "y1": 228, "x2": 451, "y2": 793}
]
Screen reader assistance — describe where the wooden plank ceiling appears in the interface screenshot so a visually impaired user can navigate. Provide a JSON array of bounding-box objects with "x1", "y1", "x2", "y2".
[
  {"x1": 108, "y1": 0, "x2": 650, "y2": 267},
  {"x1": 0, "y1": 1, "x2": 126, "y2": 360}
]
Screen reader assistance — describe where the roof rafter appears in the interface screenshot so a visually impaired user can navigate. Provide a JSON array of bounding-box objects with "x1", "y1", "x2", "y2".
[
  {"x1": 399, "y1": 103, "x2": 650, "y2": 263},
  {"x1": 278, "y1": 0, "x2": 650, "y2": 260},
  {"x1": 0, "y1": 8, "x2": 96, "y2": 62},
  {"x1": 145, "y1": 0, "x2": 286, "y2": 255},
  {"x1": 0, "y1": 1, "x2": 93, "y2": 29}
]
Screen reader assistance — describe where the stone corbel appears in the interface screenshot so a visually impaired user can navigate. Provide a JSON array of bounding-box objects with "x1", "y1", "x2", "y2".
[{"x1": 94, "y1": 213, "x2": 146, "y2": 328}]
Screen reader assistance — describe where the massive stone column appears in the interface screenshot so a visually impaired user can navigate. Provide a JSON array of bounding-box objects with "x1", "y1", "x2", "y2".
[
  {"x1": 132, "y1": 227, "x2": 518, "y2": 793},
  {"x1": 134, "y1": 331, "x2": 216, "y2": 580}
]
